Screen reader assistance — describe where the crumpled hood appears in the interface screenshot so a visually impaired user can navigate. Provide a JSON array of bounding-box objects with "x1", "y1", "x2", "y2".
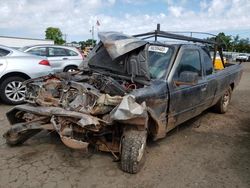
[{"x1": 98, "y1": 32, "x2": 147, "y2": 60}]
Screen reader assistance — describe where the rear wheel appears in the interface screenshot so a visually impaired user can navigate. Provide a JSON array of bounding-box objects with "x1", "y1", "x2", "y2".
[
  {"x1": 213, "y1": 87, "x2": 232, "y2": 114},
  {"x1": 0, "y1": 76, "x2": 26, "y2": 105},
  {"x1": 64, "y1": 66, "x2": 78, "y2": 72},
  {"x1": 121, "y1": 130, "x2": 147, "y2": 174}
]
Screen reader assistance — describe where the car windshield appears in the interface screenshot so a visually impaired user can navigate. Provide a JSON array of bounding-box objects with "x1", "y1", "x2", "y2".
[{"x1": 148, "y1": 45, "x2": 173, "y2": 79}]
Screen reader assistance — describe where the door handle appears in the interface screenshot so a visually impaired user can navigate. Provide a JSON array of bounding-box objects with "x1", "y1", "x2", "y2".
[
  {"x1": 201, "y1": 84, "x2": 207, "y2": 92},
  {"x1": 62, "y1": 58, "x2": 68, "y2": 60}
]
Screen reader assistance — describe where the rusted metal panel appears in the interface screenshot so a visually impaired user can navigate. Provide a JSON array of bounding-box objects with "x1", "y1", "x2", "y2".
[
  {"x1": 98, "y1": 32, "x2": 147, "y2": 60},
  {"x1": 61, "y1": 136, "x2": 89, "y2": 150}
]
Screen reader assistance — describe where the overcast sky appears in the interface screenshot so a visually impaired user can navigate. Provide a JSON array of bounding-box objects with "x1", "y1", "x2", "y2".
[{"x1": 0, "y1": 0, "x2": 250, "y2": 42}]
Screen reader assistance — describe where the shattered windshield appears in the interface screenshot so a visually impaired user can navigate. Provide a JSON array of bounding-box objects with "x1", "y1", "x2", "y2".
[{"x1": 148, "y1": 45, "x2": 173, "y2": 79}]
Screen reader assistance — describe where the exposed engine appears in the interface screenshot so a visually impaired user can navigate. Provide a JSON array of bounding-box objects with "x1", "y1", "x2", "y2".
[
  {"x1": 25, "y1": 72, "x2": 141, "y2": 109},
  {"x1": 4, "y1": 71, "x2": 147, "y2": 158}
]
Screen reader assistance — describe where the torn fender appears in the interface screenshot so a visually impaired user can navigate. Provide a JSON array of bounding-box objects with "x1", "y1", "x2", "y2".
[
  {"x1": 61, "y1": 136, "x2": 89, "y2": 150},
  {"x1": 110, "y1": 95, "x2": 148, "y2": 126}
]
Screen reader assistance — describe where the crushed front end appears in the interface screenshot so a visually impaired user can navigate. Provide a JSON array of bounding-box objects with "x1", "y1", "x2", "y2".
[
  {"x1": 3, "y1": 31, "x2": 171, "y2": 173},
  {"x1": 4, "y1": 71, "x2": 147, "y2": 157}
]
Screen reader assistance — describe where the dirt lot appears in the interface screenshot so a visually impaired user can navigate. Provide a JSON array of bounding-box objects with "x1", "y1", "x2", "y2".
[{"x1": 0, "y1": 63, "x2": 249, "y2": 188}]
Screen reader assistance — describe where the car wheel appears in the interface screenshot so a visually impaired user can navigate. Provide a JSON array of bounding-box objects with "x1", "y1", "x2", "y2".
[
  {"x1": 64, "y1": 66, "x2": 78, "y2": 72},
  {"x1": 0, "y1": 76, "x2": 26, "y2": 105},
  {"x1": 213, "y1": 87, "x2": 232, "y2": 114},
  {"x1": 121, "y1": 130, "x2": 147, "y2": 174}
]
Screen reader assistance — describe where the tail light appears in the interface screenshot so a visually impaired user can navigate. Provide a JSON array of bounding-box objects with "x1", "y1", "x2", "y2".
[
  {"x1": 39, "y1": 60, "x2": 50, "y2": 66},
  {"x1": 78, "y1": 49, "x2": 85, "y2": 60}
]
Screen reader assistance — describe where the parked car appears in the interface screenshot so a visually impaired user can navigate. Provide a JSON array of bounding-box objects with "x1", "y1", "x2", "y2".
[
  {"x1": 236, "y1": 53, "x2": 248, "y2": 62},
  {"x1": 3, "y1": 31, "x2": 243, "y2": 174},
  {"x1": 0, "y1": 45, "x2": 53, "y2": 104},
  {"x1": 20, "y1": 45, "x2": 84, "y2": 72}
]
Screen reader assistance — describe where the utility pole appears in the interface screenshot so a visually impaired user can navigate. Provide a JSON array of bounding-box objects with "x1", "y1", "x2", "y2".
[
  {"x1": 64, "y1": 34, "x2": 67, "y2": 43},
  {"x1": 91, "y1": 25, "x2": 94, "y2": 47}
]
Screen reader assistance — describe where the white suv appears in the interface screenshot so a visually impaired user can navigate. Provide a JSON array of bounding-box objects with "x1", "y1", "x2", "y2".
[
  {"x1": 236, "y1": 54, "x2": 248, "y2": 62},
  {"x1": 21, "y1": 45, "x2": 84, "y2": 72}
]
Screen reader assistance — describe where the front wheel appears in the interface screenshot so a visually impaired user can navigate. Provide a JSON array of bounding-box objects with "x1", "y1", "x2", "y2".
[
  {"x1": 0, "y1": 76, "x2": 26, "y2": 105},
  {"x1": 213, "y1": 87, "x2": 232, "y2": 114},
  {"x1": 121, "y1": 130, "x2": 147, "y2": 174}
]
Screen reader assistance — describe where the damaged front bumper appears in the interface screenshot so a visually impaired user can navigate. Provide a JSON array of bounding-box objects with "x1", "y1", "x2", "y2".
[{"x1": 4, "y1": 91, "x2": 148, "y2": 154}]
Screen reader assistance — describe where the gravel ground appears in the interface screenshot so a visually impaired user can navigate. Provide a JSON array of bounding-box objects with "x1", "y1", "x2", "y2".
[{"x1": 0, "y1": 63, "x2": 249, "y2": 188}]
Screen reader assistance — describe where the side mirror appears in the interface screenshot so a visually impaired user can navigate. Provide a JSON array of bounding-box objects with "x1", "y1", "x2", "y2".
[{"x1": 174, "y1": 71, "x2": 199, "y2": 86}]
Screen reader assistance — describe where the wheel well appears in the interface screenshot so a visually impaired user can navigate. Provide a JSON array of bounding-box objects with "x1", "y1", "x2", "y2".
[
  {"x1": 147, "y1": 116, "x2": 158, "y2": 138},
  {"x1": 63, "y1": 65, "x2": 77, "y2": 71},
  {"x1": 230, "y1": 83, "x2": 234, "y2": 90},
  {"x1": 0, "y1": 72, "x2": 30, "y2": 85}
]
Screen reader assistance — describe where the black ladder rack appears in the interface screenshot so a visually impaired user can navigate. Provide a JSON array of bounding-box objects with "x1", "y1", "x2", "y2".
[
  {"x1": 133, "y1": 24, "x2": 218, "y2": 45},
  {"x1": 133, "y1": 24, "x2": 224, "y2": 67}
]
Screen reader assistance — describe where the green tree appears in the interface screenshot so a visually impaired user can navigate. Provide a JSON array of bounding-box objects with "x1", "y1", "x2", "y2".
[
  {"x1": 231, "y1": 35, "x2": 240, "y2": 51},
  {"x1": 85, "y1": 39, "x2": 96, "y2": 47},
  {"x1": 236, "y1": 38, "x2": 250, "y2": 53},
  {"x1": 216, "y1": 32, "x2": 232, "y2": 51},
  {"x1": 230, "y1": 35, "x2": 250, "y2": 52},
  {"x1": 45, "y1": 27, "x2": 65, "y2": 45},
  {"x1": 78, "y1": 39, "x2": 96, "y2": 50},
  {"x1": 78, "y1": 41, "x2": 85, "y2": 50}
]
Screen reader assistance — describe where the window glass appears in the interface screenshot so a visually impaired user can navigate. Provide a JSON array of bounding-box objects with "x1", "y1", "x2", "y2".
[
  {"x1": 28, "y1": 47, "x2": 46, "y2": 56},
  {"x1": 19, "y1": 46, "x2": 30, "y2": 52},
  {"x1": 175, "y1": 50, "x2": 202, "y2": 78},
  {"x1": 202, "y1": 50, "x2": 213, "y2": 75},
  {"x1": 0, "y1": 48, "x2": 10, "y2": 57},
  {"x1": 48, "y1": 48, "x2": 67, "y2": 57},
  {"x1": 66, "y1": 49, "x2": 78, "y2": 56},
  {"x1": 148, "y1": 45, "x2": 173, "y2": 79}
]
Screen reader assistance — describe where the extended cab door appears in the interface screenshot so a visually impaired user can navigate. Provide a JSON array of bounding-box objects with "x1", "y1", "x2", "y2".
[
  {"x1": 200, "y1": 49, "x2": 217, "y2": 110},
  {"x1": 168, "y1": 46, "x2": 208, "y2": 126}
]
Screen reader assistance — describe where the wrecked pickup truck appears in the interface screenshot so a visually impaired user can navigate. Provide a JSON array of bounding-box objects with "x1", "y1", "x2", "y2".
[{"x1": 3, "y1": 28, "x2": 243, "y2": 174}]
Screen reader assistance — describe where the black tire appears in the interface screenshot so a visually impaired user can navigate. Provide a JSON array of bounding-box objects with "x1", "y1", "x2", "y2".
[
  {"x1": 0, "y1": 76, "x2": 26, "y2": 105},
  {"x1": 4, "y1": 129, "x2": 41, "y2": 146},
  {"x1": 121, "y1": 130, "x2": 147, "y2": 174},
  {"x1": 64, "y1": 66, "x2": 78, "y2": 72},
  {"x1": 213, "y1": 87, "x2": 232, "y2": 114}
]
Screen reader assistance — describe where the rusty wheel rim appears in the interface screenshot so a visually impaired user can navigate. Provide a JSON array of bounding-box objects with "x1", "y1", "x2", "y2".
[{"x1": 222, "y1": 90, "x2": 230, "y2": 109}]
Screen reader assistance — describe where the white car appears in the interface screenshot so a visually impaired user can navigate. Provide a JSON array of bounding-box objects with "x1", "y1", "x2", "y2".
[
  {"x1": 20, "y1": 45, "x2": 84, "y2": 72},
  {"x1": 0, "y1": 45, "x2": 53, "y2": 104},
  {"x1": 236, "y1": 54, "x2": 248, "y2": 62}
]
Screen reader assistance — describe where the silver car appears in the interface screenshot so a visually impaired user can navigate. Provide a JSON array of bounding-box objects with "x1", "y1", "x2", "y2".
[
  {"x1": 20, "y1": 45, "x2": 84, "y2": 72},
  {"x1": 0, "y1": 45, "x2": 54, "y2": 104}
]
